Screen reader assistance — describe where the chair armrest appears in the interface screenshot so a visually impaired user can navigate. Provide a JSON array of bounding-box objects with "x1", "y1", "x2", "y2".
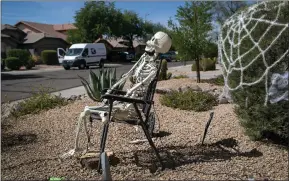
[
  {"x1": 101, "y1": 94, "x2": 153, "y2": 104},
  {"x1": 102, "y1": 88, "x2": 127, "y2": 95}
]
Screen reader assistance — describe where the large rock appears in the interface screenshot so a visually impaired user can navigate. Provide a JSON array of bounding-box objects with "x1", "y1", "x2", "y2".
[
  {"x1": 155, "y1": 88, "x2": 174, "y2": 94},
  {"x1": 178, "y1": 85, "x2": 202, "y2": 92},
  {"x1": 79, "y1": 151, "x2": 114, "y2": 170}
]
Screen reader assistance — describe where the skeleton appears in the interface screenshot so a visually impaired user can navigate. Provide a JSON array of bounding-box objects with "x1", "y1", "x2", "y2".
[{"x1": 61, "y1": 32, "x2": 172, "y2": 159}]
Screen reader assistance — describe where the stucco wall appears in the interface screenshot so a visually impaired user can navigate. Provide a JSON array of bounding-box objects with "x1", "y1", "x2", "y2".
[{"x1": 22, "y1": 38, "x2": 68, "y2": 55}]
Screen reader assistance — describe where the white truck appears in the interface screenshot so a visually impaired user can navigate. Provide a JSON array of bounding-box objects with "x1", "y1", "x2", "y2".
[{"x1": 57, "y1": 43, "x2": 107, "y2": 70}]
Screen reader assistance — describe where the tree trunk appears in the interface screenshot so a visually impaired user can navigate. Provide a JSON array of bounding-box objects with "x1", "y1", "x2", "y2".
[
  {"x1": 196, "y1": 55, "x2": 201, "y2": 83},
  {"x1": 129, "y1": 35, "x2": 135, "y2": 54},
  {"x1": 194, "y1": 6, "x2": 201, "y2": 83}
]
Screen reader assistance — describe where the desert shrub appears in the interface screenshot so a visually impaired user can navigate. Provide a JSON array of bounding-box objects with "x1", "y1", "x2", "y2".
[
  {"x1": 160, "y1": 90, "x2": 218, "y2": 112},
  {"x1": 201, "y1": 75, "x2": 224, "y2": 86},
  {"x1": 31, "y1": 55, "x2": 42, "y2": 65},
  {"x1": 220, "y1": 1, "x2": 289, "y2": 144},
  {"x1": 10, "y1": 86, "x2": 68, "y2": 118},
  {"x1": 192, "y1": 57, "x2": 216, "y2": 71},
  {"x1": 173, "y1": 74, "x2": 189, "y2": 79},
  {"x1": 25, "y1": 56, "x2": 35, "y2": 70},
  {"x1": 5, "y1": 57, "x2": 22, "y2": 70},
  {"x1": 7, "y1": 49, "x2": 30, "y2": 66},
  {"x1": 41, "y1": 50, "x2": 59, "y2": 65}
]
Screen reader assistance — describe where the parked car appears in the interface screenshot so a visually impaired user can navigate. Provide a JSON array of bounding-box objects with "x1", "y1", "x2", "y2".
[
  {"x1": 159, "y1": 51, "x2": 177, "y2": 62},
  {"x1": 119, "y1": 52, "x2": 135, "y2": 62},
  {"x1": 57, "y1": 43, "x2": 107, "y2": 70},
  {"x1": 107, "y1": 51, "x2": 134, "y2": 62}
]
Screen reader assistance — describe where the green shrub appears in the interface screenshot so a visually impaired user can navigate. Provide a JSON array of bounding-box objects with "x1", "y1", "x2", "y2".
[
  {"x1": 173, "y1": 74, "x2": 189, "y2": 79},
  {"x1": 192, "y1": 57, "x2": 216, "y2": 71},
  {"x1": 220, "y1": 1, "x2": 289, "y2": 144},
  {"x1": 10, "y1": 86, "x2": 68, "y2": 118},
  {"x1": 7, "y1": 49, "x2": 30, "y2": 66},
  {"x1": 5, "y1": 57, "x2": 22, "y2": 70},
  {"x1": 25, "y1": 56, "x2": 35, "y2": 70},
  {"x1": 41, "y1": 50, "x2": 59, "y2": 65},
  {"x1": 201, "y1": 75, "x2": 224, "y2": 86},
  {"x1": 160, "y1": 90, "x2": 218, "y2": 112}
]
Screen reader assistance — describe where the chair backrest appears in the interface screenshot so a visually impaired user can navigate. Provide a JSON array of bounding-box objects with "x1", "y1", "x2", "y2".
[{"x1": 142, "y1": 58, "x2": 163, "y2": 117}]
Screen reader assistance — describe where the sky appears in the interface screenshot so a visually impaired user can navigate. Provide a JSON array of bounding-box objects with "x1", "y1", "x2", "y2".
[{"x1": 1, "y1": 1, "x2": 186, "y2": 26}]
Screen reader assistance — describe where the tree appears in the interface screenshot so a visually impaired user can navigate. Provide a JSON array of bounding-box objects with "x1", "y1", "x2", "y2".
[
  {"x1": 66, "y1": 29, "x2": 82, "y2": 44},
  {"x1": 143, "y1": 21, "x2": 170, "y2": 42},
  {"x1": 118, "y1": 10, "x2": 144, "y2": 53},
  {"x1": 73, "y1": 1, "x2": 123, "y2": 42},
  {"x1": 213, "y1": 1, "x2": 248, "y2": 26},
  {"x1": 169, "y1": 2, "x2": 214, "y2": 83}
]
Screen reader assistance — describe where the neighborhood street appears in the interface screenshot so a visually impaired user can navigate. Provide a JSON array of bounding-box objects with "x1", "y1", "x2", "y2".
[{"x1": 1, "y1": 61, "x2": 193, "y2": 103}]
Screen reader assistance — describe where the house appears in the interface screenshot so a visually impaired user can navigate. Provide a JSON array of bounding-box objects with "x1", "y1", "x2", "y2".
[
  {"x1": 94, "y1": 37, "x2": 146, "y2": 55},
  {"x1": 14, "y1": 21, "x2": 76, "y2": 40},
  {"x1": 1, "y1": 21, "x2": 76, "y2": 57},
  {"x1": 1, "y1": 24, "x2": 26, "y2": 56}
]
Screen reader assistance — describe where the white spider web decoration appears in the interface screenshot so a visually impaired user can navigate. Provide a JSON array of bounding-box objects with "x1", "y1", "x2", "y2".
[{"x1": 218, "y1": 1, "x2": 289, "y2": 106}]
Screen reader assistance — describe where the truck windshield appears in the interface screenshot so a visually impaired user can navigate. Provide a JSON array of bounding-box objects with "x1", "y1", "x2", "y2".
[{"x1": 66, "y1": 48, "x2": 83, "y2": 56}]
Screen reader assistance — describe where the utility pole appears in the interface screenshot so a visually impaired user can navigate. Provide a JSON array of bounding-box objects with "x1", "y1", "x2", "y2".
[{"x1": 145, "y1": 13, "x2": 149, "y2": 23}]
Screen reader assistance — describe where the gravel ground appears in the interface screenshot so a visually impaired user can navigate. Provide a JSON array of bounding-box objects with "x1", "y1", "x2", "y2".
[{"x1": 1, "y1": 78, "x2": 288, "y2": 180}]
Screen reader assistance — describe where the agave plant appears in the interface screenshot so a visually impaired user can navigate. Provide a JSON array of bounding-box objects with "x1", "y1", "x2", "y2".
[{"x1": 78, "y1": 68, "x2": 126, "y2": 101}]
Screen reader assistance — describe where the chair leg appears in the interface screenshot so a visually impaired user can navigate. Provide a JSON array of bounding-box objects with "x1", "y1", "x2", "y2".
[
  {"x1": 133, "y1": 103, "x2": 165, "y2": 170},
  {"x1": 97, "y1": 99, "x2": 114, "y2": 173}
]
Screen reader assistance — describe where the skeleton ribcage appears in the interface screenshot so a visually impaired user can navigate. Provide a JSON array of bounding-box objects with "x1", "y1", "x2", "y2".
[{"x1": 131, "y1": 62, "x2": 157, "y2": 98}]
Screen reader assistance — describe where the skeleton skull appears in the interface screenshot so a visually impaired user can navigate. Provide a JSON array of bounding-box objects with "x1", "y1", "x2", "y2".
[{"x1": 145, "y1": 31, "x2": 172, "y2": 54}]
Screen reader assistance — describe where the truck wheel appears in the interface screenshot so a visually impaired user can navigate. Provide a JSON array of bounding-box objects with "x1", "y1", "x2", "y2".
[
  {"x1": 86, "y1": 66, "x2": 90, "y2": 69},
  {"x1": 63, "y1": 66, "x2": 70, "y2": 70},
  {"x1": 99, "y1": 60, "x2": 104, "y2": 68},
  {"x1": 79, "y1": 61, "x2": 86, "y2": 70}
]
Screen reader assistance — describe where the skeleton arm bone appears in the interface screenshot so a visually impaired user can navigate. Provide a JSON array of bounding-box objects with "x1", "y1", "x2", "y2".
[
  {"x1": 106, "y1": 54, "x2": 147, "y2": 94},
  {"x1": 126, "y1": 68, "x2": 157, "y2": 96}
]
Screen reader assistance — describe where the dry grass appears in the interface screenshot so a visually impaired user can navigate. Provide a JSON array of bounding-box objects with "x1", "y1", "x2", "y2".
[{"x1": 1, "y1": 78, "x2": 288, "y2": 180}]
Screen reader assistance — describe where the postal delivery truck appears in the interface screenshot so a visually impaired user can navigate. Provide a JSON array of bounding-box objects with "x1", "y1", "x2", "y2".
[{"x1": 57, "y1": 43, "x2": 107, "y2": 70}]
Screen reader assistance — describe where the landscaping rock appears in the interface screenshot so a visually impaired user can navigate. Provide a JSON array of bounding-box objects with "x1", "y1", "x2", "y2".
[
  {"x1": 218, "y1": 96, "x2": 229, "y2": 104},
  {"x1": 189, "y1": 84, "x2": 202, "y2": 91},
  {"x1": 68, "y1": 95, "x2": 78, "y2": 101},
  {"x1": 156, "y1": 88, "x2": 174, "y2": 94},
  {"x1": 79, "y1": 151, "x2": 114, "y2": 170}
]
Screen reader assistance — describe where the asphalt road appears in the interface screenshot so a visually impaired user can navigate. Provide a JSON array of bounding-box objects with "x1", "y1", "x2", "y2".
[{"x1": 1, "y1": 61, "x2": 192, "y2": 103}]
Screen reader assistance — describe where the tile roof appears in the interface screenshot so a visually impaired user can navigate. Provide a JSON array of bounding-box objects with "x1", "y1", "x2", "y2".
[
  {"x1": 22, "y1": 33, "x2": 57, "y2": 44},
  {"x1": 15, "y1": 21, "x2": 71, "y2": 40},
  {"x1": 1, "y1": 24, "x2": 19, "y2": 31},
  {"x1": 53, "y1": 24, "x2": 77, "y2": 31}
]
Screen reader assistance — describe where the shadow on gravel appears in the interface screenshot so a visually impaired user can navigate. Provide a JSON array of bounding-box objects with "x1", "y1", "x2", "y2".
[
  {"x1": 1, "y1": 73, "x2": 43, "y2": 81},
  {"x1": 1, "y1": 133, "x2": 38, "y2": 150},
  {"x1": 133, "y1": 138, "x2": 263, "y2": 173}
]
